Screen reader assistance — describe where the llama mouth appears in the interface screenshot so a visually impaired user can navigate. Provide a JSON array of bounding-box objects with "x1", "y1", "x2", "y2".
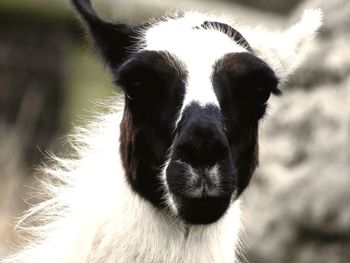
[
  {"x1": 172, "y1": 160, "x2": 222, "y2": 198},
  {"x1": 174, "y1": 195, "x2": 232, "y2": 224},
  {"x1": 165, "y1": 160, "x2": 235, "y2": 224},
  {"x1": 166, "y1": 159, "x2": 235, "y2": 197}
]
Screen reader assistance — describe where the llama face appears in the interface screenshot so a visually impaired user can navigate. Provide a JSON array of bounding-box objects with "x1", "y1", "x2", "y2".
[
  {"x1": 118, "y1": 52, "x2": 269, "y2": 224},
  {"x1": 116, "y1": 15, "x2": 281, "y2": 224},
  {"x1": 72, "y1": 0, "x2": 322, "y2": 224}
]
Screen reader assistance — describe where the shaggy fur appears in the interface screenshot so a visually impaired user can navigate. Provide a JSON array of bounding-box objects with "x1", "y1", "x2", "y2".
[
  {"x1": 2, "y1": 108, "x2": 240, "y2": 263},
  {"x1": 1, "y1": 4, "x2": 322, "y2": 263}
]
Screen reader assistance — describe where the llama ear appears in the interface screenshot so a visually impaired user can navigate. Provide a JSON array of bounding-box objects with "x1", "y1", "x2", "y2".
[
  {"x1": 72, "y1": 0, "x2": 137, "y2": 67},
  {"x1": 246, "y1": 9, "x2": 323, "y2": 84}
]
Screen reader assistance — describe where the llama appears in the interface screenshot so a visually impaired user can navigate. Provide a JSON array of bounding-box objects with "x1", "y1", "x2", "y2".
[{"x1": 1, "y1": 0, "x2": 322, "y2": 262}]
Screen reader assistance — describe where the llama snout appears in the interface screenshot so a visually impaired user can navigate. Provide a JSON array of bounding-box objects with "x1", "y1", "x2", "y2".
[
  {"x1": 168, "y1": 160, "x2": 222, "y2": 198},
  {"x1": 164, "y1": 104, "x2": 237, "y2": 224}
]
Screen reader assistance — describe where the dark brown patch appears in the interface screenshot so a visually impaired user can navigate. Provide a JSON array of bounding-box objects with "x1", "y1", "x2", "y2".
[
  {"x1": 117, "y1": 51, "x2": 187, "y2": 208},
  {"x1": 212, "y1": 52, "x2": 280, "y2": 196}
]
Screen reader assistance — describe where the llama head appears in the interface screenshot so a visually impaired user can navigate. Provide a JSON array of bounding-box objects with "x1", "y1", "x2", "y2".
[{"x1": 72, "y1": 0, "x2": 322, "y2": 224}]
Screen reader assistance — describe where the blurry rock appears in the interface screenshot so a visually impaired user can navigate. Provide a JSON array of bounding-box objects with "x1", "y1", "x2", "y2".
[
  {"x1": 243, "y1": 0, "x2": 350, "y2": 262},
  {"x1": 223, "y1": 0, "x2": 303, "y2": 14},
  {"x1": 289, "y1": 0, "x2": 350, "y2": 88}
]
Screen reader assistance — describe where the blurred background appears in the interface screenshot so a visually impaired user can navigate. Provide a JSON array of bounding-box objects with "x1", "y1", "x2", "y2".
[{"x1": 0, "y1": 0, "x2": 349, "y2": 262}]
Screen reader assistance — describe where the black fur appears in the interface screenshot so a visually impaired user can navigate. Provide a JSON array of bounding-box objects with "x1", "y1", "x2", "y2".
[
  {"x1": 174, "y1": 195, "x2": 232, "y2": 224},
  {"x1": 73, "y1": 0, "x2": 280, "y2": 224},
  {"x1": 72, "y1": 0, "x2": 139, "y2": 68},
  {"x1": 213, "y1": 52, "x2": 280, "y2": 121},
  {"x1": 118, "y1": 51, "x2": 187, "y2": 208},
  {"x1": 167, "y1": 103, "x2": 236, "y2": 224},
  {"x1": 173, "y1": 104, "x2": 228, "y2": 167},
  {"x1": 212, "y1": 52, "x2": 280, "y2": 195}
]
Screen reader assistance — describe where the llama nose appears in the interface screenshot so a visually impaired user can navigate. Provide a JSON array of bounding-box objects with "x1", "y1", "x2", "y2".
[{"x1": 173, "y1": 123, "x2": 229, "y2": 167}]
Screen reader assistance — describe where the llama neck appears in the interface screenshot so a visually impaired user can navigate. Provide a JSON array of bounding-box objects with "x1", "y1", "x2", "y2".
[{"x1": 88, "y1": 178, "x2": 241, "y2": 263}]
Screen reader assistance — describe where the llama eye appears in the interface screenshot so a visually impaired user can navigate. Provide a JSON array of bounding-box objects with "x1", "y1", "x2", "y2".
[
  {"x1": 122, "y1": 80, "x2": 144, "y2": 100},
  {"x1": 130, "y1": 81, "x2": 141, "y2": 86},
  {"x1": 256, "y1": 87, "x2": 271, "y2": 104},
  {"x1": 117, "y1": 65, "x2": 152, "y2": 100}
]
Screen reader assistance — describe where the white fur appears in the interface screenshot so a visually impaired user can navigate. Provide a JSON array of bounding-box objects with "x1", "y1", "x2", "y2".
[
  {"x1": 143, "y1": 9, "x2": 323, "y2": 107},
  {"x1": 1, "y1": 104, "x2": 240, "y2": 263},
  {"x1": 1, "y1": 9, "x2": 322, "y2": 263},
  {"x1": 144, "y1": 12, "x2": 247, "y2": 120}
]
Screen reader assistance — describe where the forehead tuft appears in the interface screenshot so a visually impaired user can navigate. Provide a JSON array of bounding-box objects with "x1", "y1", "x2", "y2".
[{"x1": 141, "y1": 12, "x2": 248, "y2": 65}]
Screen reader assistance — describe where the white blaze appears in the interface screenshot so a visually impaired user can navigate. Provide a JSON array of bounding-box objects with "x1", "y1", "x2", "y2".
[{"x1": 143, "y1": 12, "x2": 247, "y2": 120}]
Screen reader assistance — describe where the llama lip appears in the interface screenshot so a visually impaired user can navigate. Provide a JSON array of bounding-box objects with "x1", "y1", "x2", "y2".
[
  {"x1": 174, "y1": 195, "x2": 232, "y2": 224},
  {"x1": 168, "y1": 160, "x2": 222, "y2": 199}
]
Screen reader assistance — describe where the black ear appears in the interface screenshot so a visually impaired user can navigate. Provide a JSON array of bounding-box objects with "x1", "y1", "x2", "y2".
[{"x1": 71, "y1": 0, "x2": 138, "y2": 67}]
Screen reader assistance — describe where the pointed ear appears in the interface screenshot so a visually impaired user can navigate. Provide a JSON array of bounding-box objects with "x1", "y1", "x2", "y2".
[
  {"x1": 71, "y1": 0, "x2": 138, "y2": 67},
  {"x1": 245, "y1": 9, "x2": 323, "y2": 84}
]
